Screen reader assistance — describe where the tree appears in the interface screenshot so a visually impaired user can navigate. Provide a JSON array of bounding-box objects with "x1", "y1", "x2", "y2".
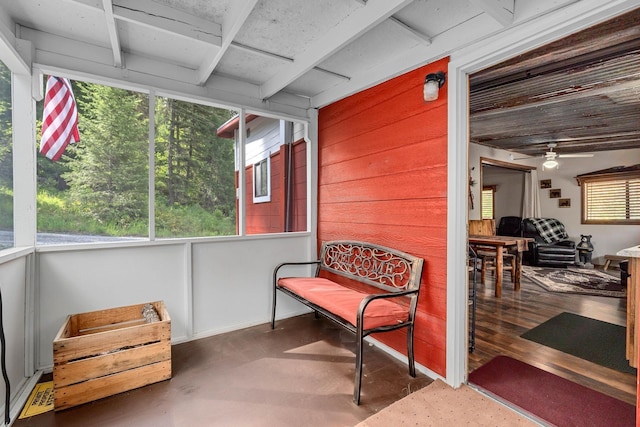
[
  {"x1": 63, "y1": 83, "x2": 148, "y2": 225},
  {"x1": 0, "y1": 62, "x2": 11, "y2": 188},
  {"x1": 154, "y1": 98, "x2": 235, "y2": 215}
]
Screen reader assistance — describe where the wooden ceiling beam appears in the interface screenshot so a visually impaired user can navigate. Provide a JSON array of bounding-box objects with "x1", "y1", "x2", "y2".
[
  {"x1": 102, "y1": 0, "x2": 122, "y2": 67},
  {"x1": 259, "y1": 0, "x2": 413, "y2": 100},
  {"x1": 196, "y1": 0, "x2": 258, "y2": 86},
  {"x1": 469, "y1": 0, "x2": 514, "y2": 27}
]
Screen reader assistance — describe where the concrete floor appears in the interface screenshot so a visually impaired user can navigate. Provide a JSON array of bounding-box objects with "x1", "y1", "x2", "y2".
[{"x1": 14, "y1": 314, "x2": 432, "y2": 427}]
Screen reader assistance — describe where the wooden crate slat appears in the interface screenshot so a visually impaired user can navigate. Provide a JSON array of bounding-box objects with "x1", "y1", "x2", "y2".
[
  {"x1": 61, "y1": 301, "x2": 166, "y2": 335},
  {"x1": 53, "y1": 340, "x2": 171, "y2": 388},
  {"x1": 54, "y1": 360, "x2": 171, "y2": 411},
  {"x1": 53, "y1": 301, "x2": 172, "y2": 410},
  {"x1": 53, "y1": 320, "x2": 170, "y2": 364}
]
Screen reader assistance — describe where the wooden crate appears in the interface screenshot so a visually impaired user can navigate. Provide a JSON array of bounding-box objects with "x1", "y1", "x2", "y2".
[{"x1": 53, "y1": 301, "x2": 171, "y2": 411}]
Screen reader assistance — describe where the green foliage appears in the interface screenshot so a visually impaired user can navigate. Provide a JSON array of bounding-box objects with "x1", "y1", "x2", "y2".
[
  {"x1": 154, "y1": 98, "x2": 236, "y2": 217},
  {"x1": 63, "y1": 83, "x2": 149, "y2": 226},
  {"x1": 6, "y1": 75, "x2": 238, "y2": 240},
  {"x1": 0, "y1": 62, "x2": 12, "y2": 188},
  {"x1": 154, "y1": 195, "x2": 235, "y2": 237},
  {"x1": 35, "y1": 190, "x2": 234, "y2": 237},
  {"x1": 0, "y1": 186, "x2": 12, "y2": 229}
]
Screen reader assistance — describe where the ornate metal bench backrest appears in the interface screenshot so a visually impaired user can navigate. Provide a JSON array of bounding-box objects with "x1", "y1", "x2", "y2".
[{"x1": 319, "y1": 241, "x2": 424, "y2": 293}]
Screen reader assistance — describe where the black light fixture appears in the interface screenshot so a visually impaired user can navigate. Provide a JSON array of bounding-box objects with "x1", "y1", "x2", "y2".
[{"x1": 423, "y1": 71, "x2": 446, "y2": 101}]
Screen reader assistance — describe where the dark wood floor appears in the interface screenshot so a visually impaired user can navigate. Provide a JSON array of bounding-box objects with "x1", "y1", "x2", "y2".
[
  {"x1": 468, "y1": 267, "x2": 637, "y2": 406},
  {"x1": 14, "y1": 314, "x2": 432, "y2": 427}
]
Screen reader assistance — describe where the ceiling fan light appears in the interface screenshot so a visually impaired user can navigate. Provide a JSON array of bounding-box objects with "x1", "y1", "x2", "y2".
[{"x1": 542, "y1": 159, "x2": 559, "y2": 169}]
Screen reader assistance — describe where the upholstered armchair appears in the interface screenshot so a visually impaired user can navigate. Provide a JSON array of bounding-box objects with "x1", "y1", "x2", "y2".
[
  {"x1": 522, "y1": 218, "x2": 576, "y2": 267},
  {"x1": 497, "y1": 216, "x2": 522, "y2": 237}
]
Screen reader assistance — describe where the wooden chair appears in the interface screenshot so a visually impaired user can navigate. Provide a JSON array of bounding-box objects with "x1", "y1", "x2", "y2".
[{"x1": 469, "y1": 219, "x2": 516, "y2": 284}]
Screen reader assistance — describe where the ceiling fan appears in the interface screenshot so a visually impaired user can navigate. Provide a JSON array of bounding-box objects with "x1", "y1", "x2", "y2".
[{"x1": 510, "y1": 143, "x2": 594, "y2": 170}]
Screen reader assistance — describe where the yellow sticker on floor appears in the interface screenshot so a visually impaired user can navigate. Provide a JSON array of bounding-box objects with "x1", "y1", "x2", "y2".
[{"x1": 19, "y1": 381, "x2": 54, "y2": 419}]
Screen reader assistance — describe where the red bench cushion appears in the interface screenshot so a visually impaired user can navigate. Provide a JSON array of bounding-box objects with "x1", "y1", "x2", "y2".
[{"x1": 278, "y1": 277, "x2": 408, "y2": 330}]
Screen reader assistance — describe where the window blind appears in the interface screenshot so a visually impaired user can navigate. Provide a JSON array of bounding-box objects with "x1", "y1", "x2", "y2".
[
  {"x1": 583, "y1": 176, "x2": 640, "y2": 223},
  {"x1": 481, "y1": 188, "x2": 494, "y2": 219}
]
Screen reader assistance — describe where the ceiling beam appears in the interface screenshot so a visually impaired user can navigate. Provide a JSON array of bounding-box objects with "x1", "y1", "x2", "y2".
[
  {"x1": 469, "y1": 0, "x2": 514, "y2": 27},
  {"x1": 0, "y1": 10, "x2": 30, "y2": 74},
  {"x1": 68, "y1": 0, "x2": 222, "y2": 46},
  {"x1": 389, "y1": 17, "x2": 431, "y2": 45},
  {"x1": 196, "y1": 0, "x2": 258, "y2": 86},
  {"x1": 102, "y1": 0, "x2": 122, "y2": 67},
  {"x1": 259, "y1": 0, "x2": 414, "y2": 100},
  {"x1": 229, "y1": 43, "x2": 350, "y2": 81}
]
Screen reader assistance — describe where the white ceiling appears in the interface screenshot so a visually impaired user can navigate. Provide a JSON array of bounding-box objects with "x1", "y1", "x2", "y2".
[{"x1": 0, "y1": 0, "x2": 632, "y2": 119}]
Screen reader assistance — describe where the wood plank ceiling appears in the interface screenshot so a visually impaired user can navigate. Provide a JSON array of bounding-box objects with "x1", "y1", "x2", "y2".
[{"x1": 470, "y1": 8, "x2": 640, "y2": 157}]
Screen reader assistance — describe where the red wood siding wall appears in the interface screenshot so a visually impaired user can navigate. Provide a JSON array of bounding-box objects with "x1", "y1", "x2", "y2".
[
  {"x1": 318, "y1": 57, "x2": 449, "y2": 376},
  {"x1": 244, "y1": 139, "x2": 307, "y2": 234}
]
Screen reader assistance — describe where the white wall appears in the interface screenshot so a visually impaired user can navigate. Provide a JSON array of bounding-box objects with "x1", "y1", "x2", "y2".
[
  {"x1": 470, "y1": 143, "x2": 640, "y2": 265},
  {"x1": 36, "y1": 235, "x2": 313, "y2": 369},
  {"x1": 0, "y1": 252, "x2": 30, "y2": 421},
  {"x1": 482, "y1": 167, "x2": 526, "y2": 220}
]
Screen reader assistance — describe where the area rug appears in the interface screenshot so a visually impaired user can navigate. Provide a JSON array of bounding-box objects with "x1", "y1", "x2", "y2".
[
  {"x1": 355, "y1": 379, "x2": 537, "y2": 427},
  {"x1": 521, "y1": 312, "x2": 636, "y2": 374},
  {"x1": 468, "y1": 356, "x2": 635, "y2": 427},
  {"x1": 522, "y1": 265, "x2": 625, "y2": 297}
]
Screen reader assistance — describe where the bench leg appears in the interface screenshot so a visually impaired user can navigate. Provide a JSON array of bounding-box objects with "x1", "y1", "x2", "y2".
[
  {"x1": 353, "y1": 328, "x2": 364, "y2": 405},
  {"x1": 271, "y1": 290, "x2": 277, "y2": 330},
  {"x1": 407, "y1": 324, "x2": 416, "y2": 377}
]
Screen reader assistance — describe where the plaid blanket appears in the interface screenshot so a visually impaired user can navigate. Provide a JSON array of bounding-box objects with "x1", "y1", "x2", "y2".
[{"x1": 528, "y1": 218, "x2": 569, "y2": 244}]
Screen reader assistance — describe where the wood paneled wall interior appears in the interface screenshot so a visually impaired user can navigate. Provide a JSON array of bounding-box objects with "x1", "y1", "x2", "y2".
[
  {"x1": 318, "y1": 57, "x2": 450, "y2": 376},
  {"x1": 469, "y1": 219, "x2": 496, "y2": 236}
]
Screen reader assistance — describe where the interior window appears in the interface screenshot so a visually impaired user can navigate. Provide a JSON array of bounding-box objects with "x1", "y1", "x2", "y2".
[
  {"x1": 481, "y1": 186, "x2": 496, "y2": 219},
  {"x1": 578, "y1": 172, "x2": 640, "y2": 224}
]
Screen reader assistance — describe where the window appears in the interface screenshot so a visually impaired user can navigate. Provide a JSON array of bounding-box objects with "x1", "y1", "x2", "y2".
[
  {"x1": 253, "y1": 156, "x2": 270, "y2": 202},
  {"x1": 481, "y1": 186, "x2": 495, "y2": 219},
  {"x1": 154, "y1": 96, "x2": 237, "y2": 238},
  {"x1": 34, "y1": 82, "x2": 242, "y2": 243},
  {"x1": 32, "y1": 79, "x2": 306, "y2": 244},
  {"x1": 37, "y1": 80, "x2": 149, "y2": 244},
  {"x1": 578, "y1": 169, "x2": 640, "y2": 224},
  {"x1": 0, "y1": 61, "x2": 12, "y2": 250}
]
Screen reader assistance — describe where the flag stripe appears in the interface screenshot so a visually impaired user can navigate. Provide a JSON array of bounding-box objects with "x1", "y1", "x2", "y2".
[{"x1": 40, "y1": 76, "x2": 80, "y2": 161}]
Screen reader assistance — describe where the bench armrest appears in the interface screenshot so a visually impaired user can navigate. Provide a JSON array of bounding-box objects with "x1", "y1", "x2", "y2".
[
  {"x1": 273, "y1": 260, "x2": 321, "y2": 285},
  {"x1": 356, "y1": 289, "x2": 420, "y2": 331}
]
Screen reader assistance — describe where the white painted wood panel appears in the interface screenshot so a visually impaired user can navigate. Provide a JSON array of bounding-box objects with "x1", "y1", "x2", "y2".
[
  {"x1": 0, "y1": 256, "x2": 28, "y2": 415},
  {"x1": 36, "y1": 235, "x2": 313, "y2": 369}
]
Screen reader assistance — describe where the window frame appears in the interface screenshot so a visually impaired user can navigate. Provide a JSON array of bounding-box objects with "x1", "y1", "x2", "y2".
[
  {"x1": 252, "y1": 153, "x2": 271, "y2": 203},
  {"x1": 577, "y1": 170, "x2": 640, "y2": 225}
]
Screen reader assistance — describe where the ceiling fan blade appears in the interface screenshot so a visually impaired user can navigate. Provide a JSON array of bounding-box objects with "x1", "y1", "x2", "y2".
[{"x1": 557, "y1": 153, "x2": 595, "y2": 158}]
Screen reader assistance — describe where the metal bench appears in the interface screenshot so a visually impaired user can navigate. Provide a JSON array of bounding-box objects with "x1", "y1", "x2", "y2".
[{"x1": 271, "y1": 240, "x2": 424, "y2": 404}]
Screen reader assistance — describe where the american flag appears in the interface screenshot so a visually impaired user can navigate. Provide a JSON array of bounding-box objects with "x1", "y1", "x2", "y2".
[{"x1": 40, "y1": 76, "x2": 80, "y2": 161}]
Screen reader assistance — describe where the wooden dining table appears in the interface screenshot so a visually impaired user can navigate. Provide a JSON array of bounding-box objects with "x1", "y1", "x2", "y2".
[{"x1": 468, "y1": 235, "x2": 533, "y2": 297}]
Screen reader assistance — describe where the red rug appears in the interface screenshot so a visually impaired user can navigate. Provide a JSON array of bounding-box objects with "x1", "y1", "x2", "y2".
[{"x1": 468, "y1": 356, "x2": 635, "y2": 427}]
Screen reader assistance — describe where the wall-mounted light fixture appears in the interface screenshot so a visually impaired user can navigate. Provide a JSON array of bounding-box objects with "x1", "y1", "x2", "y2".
[{"x1": 423, "y1": 71, "x2": 446, "y2": 101}]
